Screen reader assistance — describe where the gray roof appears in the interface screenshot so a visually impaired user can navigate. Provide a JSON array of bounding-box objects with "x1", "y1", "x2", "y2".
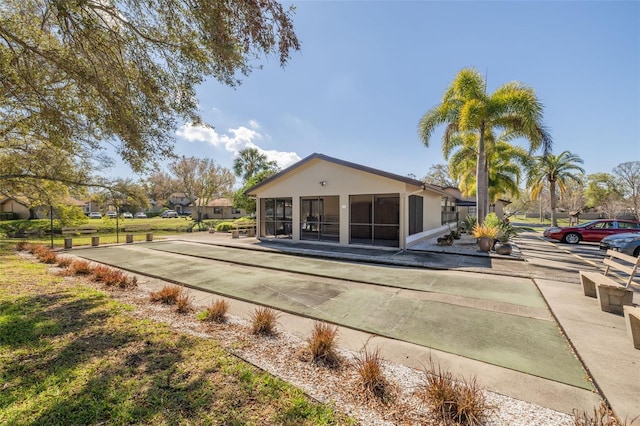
[{"x1": 245, "y1": 153, "x2": 449, "y2": 196}]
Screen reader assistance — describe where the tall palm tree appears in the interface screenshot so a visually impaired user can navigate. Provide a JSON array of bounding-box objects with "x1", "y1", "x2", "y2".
[
  {"x1": 232, "y1": 148, "x2": 276, "y2": 180},
  {"x1": 448, "y1": 130, "x2": 531, "y2": 203},
  {"x1": 527, "y1": 150, "x2": 585, "y2": 227},
  {"x1": 418, "y1": 68, "x2": 552, "y2": 223}
]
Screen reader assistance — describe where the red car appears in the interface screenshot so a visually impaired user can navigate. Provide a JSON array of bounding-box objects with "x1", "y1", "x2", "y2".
[{"x1": 543, "y1": 219, "x2": 640, "y2": 244}]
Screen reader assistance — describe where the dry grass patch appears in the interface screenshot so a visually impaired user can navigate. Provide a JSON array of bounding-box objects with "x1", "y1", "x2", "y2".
[
  {"x1": 199, "y1": 298, "x2": 230, "y2": 323},
  {"x1": 150, "y1": 285, "x2": 183, "y2": 304},
  {"x1": 30, "y1": 245, "x2": 57, "y2": 264},
  {"x1": 56, "y1": 256, "x2": 72, "y2": 268},
  {"x1": 68, "y1": 259, "x2": 94, "y2": 275},
  {"x1": 354, "y1": 347, "x2": 390, "y2": 401},
  {"x1": 175, "y1": 289, "x2": 193, "y2": 314},
  {"x1": 250, "y1": 306, "x2": 279, "y2": 336},
  {"x1": 572, "y1": 402, "x2": 633, "y2": 426},
  {"x1": 306, "y1": 321, "x2": 340, "y2": 368},
  {"x1": 15, "y1": 240, "x2": 31, "y2": 251},
  {"x1": 91, "y1": 265, "x2": 136, "y2": 289},
  {"x1": 421, "y1": 358, "x2": 493, "y2": 426}
]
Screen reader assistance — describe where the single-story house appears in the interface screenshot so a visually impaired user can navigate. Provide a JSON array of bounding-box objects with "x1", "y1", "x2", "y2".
[
  {"x1": 0, "y1": 197, "x2": 30, "y2": 219},
  {"x1": 0, "y1": 196, "x2": 88, "y2": 219},
  {"x1": 193, "y1": 198, "x2": 246, "y2": 220},
  {"x1": 245, "y1": 153, "x2": 456, "y2": 250},
  {"x1": 441, "y1": 187, "x2": 511, "y2": 221}
]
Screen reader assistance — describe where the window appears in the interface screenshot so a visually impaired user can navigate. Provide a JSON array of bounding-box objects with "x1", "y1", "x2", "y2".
[
  {"x1": 213, "y1": 207, "x2": 222, "y2": 215},
  {"x1": 260, "y1": 198, "x2": 292, "y2": 238},
  {"x1": 349, "y1": 194, "x2": 399, "y2": 247},
  {"x1": 409, "y1": 195, "x2": 423, "y2": 235},
  {"x1": 300, "y1": 196, "x2": 339, "y2": 242},
  {"x1": 232, "y1": 208, "x2": 241, "y2": 214}
]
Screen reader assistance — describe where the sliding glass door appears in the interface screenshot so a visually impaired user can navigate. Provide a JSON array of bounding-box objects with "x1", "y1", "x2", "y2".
[{"x1": 300, "y1": 196, "x2": 339, "y2": 242}]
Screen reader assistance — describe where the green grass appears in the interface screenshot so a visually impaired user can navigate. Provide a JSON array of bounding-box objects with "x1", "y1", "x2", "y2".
[
  {"x1": 0, "y1": 242, "x2": 352, "y2": 425},
  {"x1": 0, "y1": 217, "x2": 239, "y2": 248}
]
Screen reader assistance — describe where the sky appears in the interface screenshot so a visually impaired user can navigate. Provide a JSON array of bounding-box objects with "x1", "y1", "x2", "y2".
[{"x1": 110, "y1": 0, "x2": 640, "y2": 184}]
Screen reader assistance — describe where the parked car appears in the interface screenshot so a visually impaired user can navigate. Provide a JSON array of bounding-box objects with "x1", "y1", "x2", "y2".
[
  {"x1": 134, "y1": 212, "x2": 147, "y2": 219},
  {"x1": 543, "y1": 219, "x2": 640, "y2": 244},
  {"x1": 106, "y1": 211, "x2": 117, "y2": 218},
  {"x1": 161, "y1": 210, "x2": 179, "y2": 218},
  {"x1": 88, "y1": 212, "x2": 102, "y2": 219},
  {"x1": 122, "y1": 212, "x2": 133, "y2": 219},
  {"x1": 599, "y1": 232, "x2": 640, "y2": 257}
]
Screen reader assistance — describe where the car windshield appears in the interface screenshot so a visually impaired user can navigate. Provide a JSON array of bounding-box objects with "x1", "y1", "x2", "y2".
[{"x1": 575, "y1": 221, "x2": 600, "y2": 229}]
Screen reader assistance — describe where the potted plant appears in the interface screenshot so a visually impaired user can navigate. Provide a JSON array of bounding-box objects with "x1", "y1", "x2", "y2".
[
  {"x1": 472, "y1": 223, "x2": 499, "y2": 252},
  {"x1": 494, "y1": 221, "x2": 517, "y2": 255}
]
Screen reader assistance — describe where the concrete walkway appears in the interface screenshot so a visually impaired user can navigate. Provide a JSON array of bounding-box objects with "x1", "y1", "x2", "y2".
[{"x1": 70, "y1": 231, "x2": 639, "y2": 420}]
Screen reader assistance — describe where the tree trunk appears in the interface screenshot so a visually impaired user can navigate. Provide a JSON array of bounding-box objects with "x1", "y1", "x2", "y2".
[
  {"x1": 476, "y1": 124, "x2": 488, "y2": 224},
  {"x1": 550, "y1": 179, "x2": 558, "y2": 227}
]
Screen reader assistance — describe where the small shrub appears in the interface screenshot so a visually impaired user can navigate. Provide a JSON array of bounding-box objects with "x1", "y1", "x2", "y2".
[
  {"x1": 175, "y1": 290, "x2": 193, "y2": 314},
  {"x1": 69, "y1": 260, "x2": 94, "y2": 275},
  {"x1": 572, "y1": 402, "x2": 630, "y2": 426},
  {"x1": 354, "y1": 347, "x2": 389, "y2": 400},
  {"x1": 37, "y1": 249, "x2": 58, "y2": 264},
  {"x1": 200, "y1": 299, "x2": 230, "y2": 323},
  {"x1": 250, "y1": 306, "x2": 279, "y2": 336},
  {"x1": 421, "y1": 358, "x2": 492, "y2": 426},
  {"x1": 92, "y1": 266, "x2": 134, "y2": 289},
  {"x1": 215, "y1": 221, "x2": 235, "y2": 232},
  {"x1": 150, "y1": 285, "x2": 182, "y2": 304},
  {"x1": 307, "y1": 322, "x2": 340, "y2": 367},
  {"x1": 15, "y1": 241, "x2": 31, "y2": 251},
  {"x1": 56, "y1": 256, "x2": 72, "y2": 268}
]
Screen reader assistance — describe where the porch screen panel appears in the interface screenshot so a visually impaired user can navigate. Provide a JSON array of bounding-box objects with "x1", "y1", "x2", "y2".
[
  {"x1": 349, "y1": 194, "x2": 399, "y2": 247},
  {"x1": 373, "y1": 194, "x2": 399, "y2": 246},
  {"x1": 409, "y1": 195, "x2": 423, "y2": 236},
  {"x1": 300, "y1": 196, "x2": 339, "y2": 242},
  {"x1": 261, "y1": 198, "x2": 292, "y2": 238}
]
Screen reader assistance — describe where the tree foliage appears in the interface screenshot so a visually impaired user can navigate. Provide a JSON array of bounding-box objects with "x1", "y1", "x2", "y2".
[
  {"x1": 233, "y1": 148, "x2": 279, "y2": 181},
  {"x1": 612, "y1": 161, "x2": 640, "y2": 219},
  {"x1": 527, "y1": 151, "x2": 584, "y2": 226},
  {"x1": 234, "y1": 169, "x2": 278, "y2": 214},
  {"x1": 0, "y1": 0, "x2": 299, "y2": 201},
  {"x1": 418, "y1": 68, "x2": 551, "y2": 223},
  {"x1": 170, "y1": 156, "x2": 235, "y2": 220},
  {"x1": 422, "y1": 164, "x2": 457, "y2": 188},
  {"x1": 585, "y1": 172, "x2": 625, "y2": 219}
]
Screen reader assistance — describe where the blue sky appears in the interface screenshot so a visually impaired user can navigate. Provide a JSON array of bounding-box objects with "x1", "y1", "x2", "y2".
[{"x1": 114, "y1": 1, "x2": 640, "y2": 183}]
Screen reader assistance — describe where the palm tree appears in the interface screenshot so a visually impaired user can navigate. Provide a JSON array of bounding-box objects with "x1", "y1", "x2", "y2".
[
  {"x1": 527, "y1": 150, "x2": 585, "y2": 227},
  {"x1": 418, "y1": 68, "x2": 552, "y2": 223},
  {"x1": 232, "y1": 148, "x2": 277, "y2": 180},
  {"x1": 448, "y1": 131, "x2": 531, "y2": 203}
]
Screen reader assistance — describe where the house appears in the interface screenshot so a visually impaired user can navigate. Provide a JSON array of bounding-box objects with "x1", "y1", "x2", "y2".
[
  {"x1": 442, "y1": 187, "x2": 511, "y2": 221},
  {"x1": 168, "y1": 192, "x2": 195, "y2": 215},
  {"x1": 245, "y1": 153, "x2": 454, "y2": 250},
  {"x1": 0, "y1": 197, "x2": 30, "y2": 219},
  {"x1": 193, "y1": 198, "x2": 246, "y2": 220}
]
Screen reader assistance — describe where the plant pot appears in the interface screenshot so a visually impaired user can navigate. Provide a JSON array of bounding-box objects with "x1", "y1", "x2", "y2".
[
  {"x1": 494, "y1": 241, "x2": 513, "y2": 255},
  {"x1": 477, "y1": 237, "x2": 493, "y2": 252}
]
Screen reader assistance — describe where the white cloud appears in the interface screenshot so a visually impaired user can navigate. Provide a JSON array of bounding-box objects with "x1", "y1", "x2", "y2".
[{"x1": 176, "y1": 123, "x2": 300, "y2": 169}]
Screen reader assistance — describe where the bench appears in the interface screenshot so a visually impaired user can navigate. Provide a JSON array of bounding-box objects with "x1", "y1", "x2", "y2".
[
  {"x1": 231, "y1": 221, "x2": 256, "y2": 239},
  {"x1": 123, "y1": 225, "x2": 153, "y2": 243},
  {"x1": 62, "y1": 226, "x2": 98, "y2": 235},
  {"x1": 624, "y1": 305, "x2": 640, "y2": 350},
  {"x1": 579, "y1": 250, "x2": 638, "y2": 314}
]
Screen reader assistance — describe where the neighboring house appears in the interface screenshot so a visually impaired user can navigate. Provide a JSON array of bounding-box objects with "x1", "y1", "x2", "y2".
[
  {"x1": 82, "y1": 200, "x2": 101, "y2": 215},
  {"x1": 245, "y1": 153, "x2": 454, "y2": 250},
  {"x1": 0, "y1": 197, "x2": 30, "y2": 219},
  {"x1": 0, "y1": 196, "x2": 88, "y2": 219},
  {"x1": 442, "y1": 187, "x2": 511, "y2": 221},
  {"x1": 193, "y1": 198, "x2": 246, "y2": 220},
  {"x1": 168, "y1": 192, "x2": 195, "y2": 215}
]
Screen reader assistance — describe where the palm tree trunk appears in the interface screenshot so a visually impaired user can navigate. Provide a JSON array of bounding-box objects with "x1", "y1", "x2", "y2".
[
  {"x1": 476, "y1": 124, "x2": 488, "y2": 223},
  {"x1": 549, "y1": 179, "x2": 557, "y2": 227}
]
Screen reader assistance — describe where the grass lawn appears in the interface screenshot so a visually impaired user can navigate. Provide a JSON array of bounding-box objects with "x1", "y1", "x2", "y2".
[{"x1": 0, "y1": 242, "x2": 352, "y2": 425}]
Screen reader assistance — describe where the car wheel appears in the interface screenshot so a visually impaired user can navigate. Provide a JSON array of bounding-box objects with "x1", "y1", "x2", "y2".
[
  {"x1": 563, "y1": 233, "x2": 581, "y2": 244},
  {"x1": 634, "y1": 247, "x2": 640, "y2": 257}
]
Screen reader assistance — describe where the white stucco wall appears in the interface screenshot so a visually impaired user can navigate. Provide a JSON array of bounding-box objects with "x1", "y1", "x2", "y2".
[{"x1": 250, "y1": 158, "x2": 446, "y2": 249}]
